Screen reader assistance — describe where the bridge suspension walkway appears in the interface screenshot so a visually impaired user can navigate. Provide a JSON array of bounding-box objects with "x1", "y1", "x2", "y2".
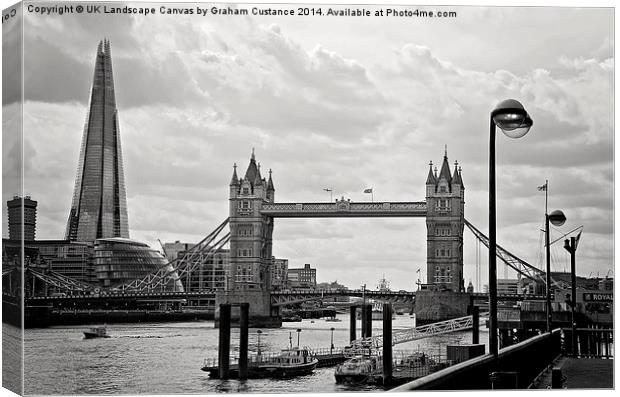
[{"x1": 351, "y1": 312, "x2": 489, "y2": 350}]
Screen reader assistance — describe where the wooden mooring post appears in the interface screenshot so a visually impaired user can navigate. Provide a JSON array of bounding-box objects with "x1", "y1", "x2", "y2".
[
  {"x1": 218, "y1": 303, "x2": 231, "y2": 379},
  {"x1": 382, "y1": 303, "x2": 393, "y2": 386},
  {"x1": 471, "y1": 305, "x2": 479, "y2": 345},
  {"x1": 364, "y1": 304, "x2": 373, "y2": 338},
  {"x1": 238, "y1": 303, "x2": 249, "y2": 380},
  {"x1": 350, "y1": 305, "x2": 357, "y2": 342}
]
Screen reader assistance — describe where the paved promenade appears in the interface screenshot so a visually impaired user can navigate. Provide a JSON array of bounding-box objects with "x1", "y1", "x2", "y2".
[{"x1": 533, "y1": 357, "x2": 614, "y2": 389}]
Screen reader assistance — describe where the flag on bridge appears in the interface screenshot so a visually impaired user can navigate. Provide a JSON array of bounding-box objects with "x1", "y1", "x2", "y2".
[
  {"x1": 363, "y1": 188, "x2": 373, "y2": 193},
  {"x1": 537, "y1": 183, "x2": 547, "y2": 191}
]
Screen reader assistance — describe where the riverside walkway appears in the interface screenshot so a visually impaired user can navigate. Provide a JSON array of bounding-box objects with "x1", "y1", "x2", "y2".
[{"x1": 531, "y1": 356, "x2": 614, "y2": 389}]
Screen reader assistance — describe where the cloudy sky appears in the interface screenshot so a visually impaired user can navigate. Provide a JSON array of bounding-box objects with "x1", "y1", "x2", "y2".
[{"x1": 2, "y1": 1, "x2": 614, "y2": 290}]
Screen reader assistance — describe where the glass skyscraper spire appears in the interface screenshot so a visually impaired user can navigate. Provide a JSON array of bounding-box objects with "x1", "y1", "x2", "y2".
[{"x1": 65, "y1": 40, "x2": 129, "y2": 242}]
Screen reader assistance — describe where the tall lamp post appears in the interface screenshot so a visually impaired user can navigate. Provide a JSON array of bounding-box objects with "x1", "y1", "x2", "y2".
[
  {"x1": 564, "y1": 235, "x2": 578, "y2": 355},
  {"x1": 489, "y1": 99, "x2": 533, "y2": 357},
  {"x1": 545, "y1": 209, "x2": 566, "y2": 333}
]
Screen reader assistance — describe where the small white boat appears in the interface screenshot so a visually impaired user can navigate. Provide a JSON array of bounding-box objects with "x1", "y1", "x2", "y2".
[
  {"x1": 83, "y1": 326, "x2": 110, "y2": 339},
  {"x1": 335, "y1": 354, "x2": 380, "y2": 383}
]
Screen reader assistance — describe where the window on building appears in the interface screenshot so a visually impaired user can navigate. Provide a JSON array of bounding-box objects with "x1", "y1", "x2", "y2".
[{"x1": 436, "y1": 199, "x2": 451, "y2": 211}]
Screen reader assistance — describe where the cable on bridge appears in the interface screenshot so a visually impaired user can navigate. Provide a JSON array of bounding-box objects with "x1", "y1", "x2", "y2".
[
  {"x1": 112, "y1": 218, "x2": 230, "y2": 293},
  {"x1": 464, "y1": 219, "x2": 567, "y2": 289}
]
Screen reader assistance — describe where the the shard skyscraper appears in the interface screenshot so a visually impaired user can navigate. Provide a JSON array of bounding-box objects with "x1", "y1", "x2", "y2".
[{"x1": 65, "y1": 40, "x2": 129, "y2": 242}]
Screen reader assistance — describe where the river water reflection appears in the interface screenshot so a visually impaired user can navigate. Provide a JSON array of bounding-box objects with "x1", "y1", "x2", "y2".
[{"x1": 21, "y1": 314, "x2": 488, "y2": 394}]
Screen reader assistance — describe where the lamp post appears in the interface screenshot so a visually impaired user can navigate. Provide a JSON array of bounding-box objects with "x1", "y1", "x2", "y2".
[
  {"x1": 330, "y1": 327, "x2": 335, "y2": 354},
  {"x1": 545, "y1": 209, "x2": 566, "y2": 333},
  {"x1": 489, "y1": 99, "x2": 533, "y2": 357},
  {"x1": 296, "y1": 328, "x2": 302, "y2": 348},
  {"x1": 564, "y1": 235, "x2": 578, "y2": 355}
]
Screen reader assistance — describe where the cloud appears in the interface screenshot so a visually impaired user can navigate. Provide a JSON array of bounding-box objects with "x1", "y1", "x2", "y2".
[{"x1": 10, "y1": 6, "x2": 614, "y2": 289}]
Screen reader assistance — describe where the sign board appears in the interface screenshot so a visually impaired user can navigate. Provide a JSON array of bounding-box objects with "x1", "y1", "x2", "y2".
[{"x1": 582, "y1": 292, "x2": 613, "y2": 302}]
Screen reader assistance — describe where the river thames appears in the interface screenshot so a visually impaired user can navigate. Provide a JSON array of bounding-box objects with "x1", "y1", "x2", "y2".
[{"x1": 16, "y1": 314, "x2": 489, "y2": 394}]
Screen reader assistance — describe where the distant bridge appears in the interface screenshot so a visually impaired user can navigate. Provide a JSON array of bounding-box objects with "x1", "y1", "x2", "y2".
[{"x1": 23, "y1": 288, "x2": 545, "y2": 306}]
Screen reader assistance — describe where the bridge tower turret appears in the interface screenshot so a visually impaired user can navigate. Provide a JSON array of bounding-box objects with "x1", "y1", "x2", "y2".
[
  {"x1": 425, "y1": 148, "x2": 465, "y2": 292},
  {"x1": 217, "y1": 150, "x2": 279, "y2": 326}
]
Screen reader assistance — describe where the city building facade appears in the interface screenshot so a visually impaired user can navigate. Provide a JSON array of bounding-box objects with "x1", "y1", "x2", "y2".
[
  {"x1": 497, "y1": 278, "x2": 520, "y2": 295},
  {"x1": 65, "y1": 40, "x2": 129, "y2": 242},
  {"x1": 425, "y1": 149, "x2": 465, "y2": 292},
  {"x1": 163, "y1": 242, "x2": 229, "y2": 292},
  {"x1": 271, "y1": 258, "x2": 288, "y2": 290},
  {"x1": 7, "y1": 196, "x2": 37, "y2": 241},
  {"x1": 288, "y1": 263, "x2": 317, "y2": 289}
]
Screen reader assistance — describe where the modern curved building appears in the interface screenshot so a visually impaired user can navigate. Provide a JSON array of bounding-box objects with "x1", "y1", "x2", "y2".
[{"x1": 94, "y1": 238, "x2": 184, "y2": 291}]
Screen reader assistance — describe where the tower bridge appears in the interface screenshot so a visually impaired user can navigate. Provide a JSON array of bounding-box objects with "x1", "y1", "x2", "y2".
[
  {"x1": 5, "y1": 147, "x2": 554, "y2": 327},
  {"x1": 217, "y1": 148, "x2": 465, "y2": 324}
]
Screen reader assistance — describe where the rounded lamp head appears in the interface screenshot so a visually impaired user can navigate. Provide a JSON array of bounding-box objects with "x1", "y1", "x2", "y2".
[
  {"x1": 549, "y1": 209, "x2": 566, "y2": 226},
  {"x1": 492, "y1": 99, "x2": 533, "y2": 139}
]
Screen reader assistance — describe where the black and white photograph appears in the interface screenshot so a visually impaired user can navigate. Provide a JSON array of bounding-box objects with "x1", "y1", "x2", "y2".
[{"x1": 1, "y1": 0, "x2": 615, "y2": 394}]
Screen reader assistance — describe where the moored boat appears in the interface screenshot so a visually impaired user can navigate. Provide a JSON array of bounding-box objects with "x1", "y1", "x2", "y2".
[
  {"x1": 334, "y1": 354, "x2": 380, "y2": 383},
  {"x1": 83, "y1": 326, "x2": 110, "y2": 339},
  {"x1": 201, "y1": 346, "x2": 318, "y2": 379},
  {"x1": 256, "y1": 347, "x2": 318, "y2": 377}
]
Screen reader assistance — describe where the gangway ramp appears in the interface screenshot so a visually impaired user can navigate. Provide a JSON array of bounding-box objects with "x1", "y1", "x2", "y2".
[{"x1": 351, "y1": 312, "x2": 489, "y2": 349}]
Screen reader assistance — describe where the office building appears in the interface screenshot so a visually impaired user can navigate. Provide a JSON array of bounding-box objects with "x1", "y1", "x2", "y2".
[
  {"x1": 65, "y1": 40, "x2": 129, "y2": 242},
  {"x1": 271, "y1": 258, "x2": 288, "y2": 290},
  {"x1": 7, "y1": 196, "x2": 37, "y2": 241},
  {"x1": 288, "y1": 263, "x2": 316, "y2": 289}
]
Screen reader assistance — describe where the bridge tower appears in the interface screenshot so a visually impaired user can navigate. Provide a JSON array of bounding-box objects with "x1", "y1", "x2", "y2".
[
  {"x1": 216, "y1": 150, "x2": 279, "y2": 326},
  {"x1": 425, "y1": 148, "x2": 465, "y2": 292}
]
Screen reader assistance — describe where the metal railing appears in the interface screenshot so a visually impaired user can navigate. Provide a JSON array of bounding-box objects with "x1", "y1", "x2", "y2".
[
  {"x1": 562, "y1": 327, "x2": 614, "y2": 358},
  {"x1": 353, "y1": 313, "x2": 489, "y2": 349}
]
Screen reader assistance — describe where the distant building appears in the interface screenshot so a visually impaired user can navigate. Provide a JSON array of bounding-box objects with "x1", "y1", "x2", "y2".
[
  {"x1": 3, "y1": 238, "x2": 95, "y2": 283},
  {"x1": 7, "y1": 196, "x2": 37, "y2": 241},
  {"x1": 598, "y1": 277, "x2": 613, "y2": 291},
  {"x1": 94, "y1": 238, "x2": 182, "y2": 290},
  {"x1": 163, "y1": 241, "x2": 194, "y2": 262},
  {"x1": 497, "y1": 279, "x2": 519, "y2": 295},
  {"x1": 271, "y1": 258, "x2": 288, "y2": 290},
  {"x1": 162, "y1": 241, "x2": 228, "y2": 292},
  {"x1": 288, "y1": 263, "x2": 316, "y2": 289}
]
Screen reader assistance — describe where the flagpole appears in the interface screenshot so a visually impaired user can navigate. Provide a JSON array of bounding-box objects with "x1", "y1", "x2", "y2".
[{"x1": 545, "y1": 179, "x2": 548, "y2": 217}]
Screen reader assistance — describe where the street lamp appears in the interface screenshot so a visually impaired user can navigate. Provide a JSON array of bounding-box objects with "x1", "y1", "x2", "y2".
[
  {"x1": 546, "y1": 209, "x2": 566, "y2": 333},
  {"x1": 564, "y1": 236, "x2": 578, "y2": 356},
  {"x1": 296, "y1": 328, "x2": 302, "y2": 348},
  {"x1": 330, "y1": 327, "x2": 335, "y2": 354},
  {"x1": 488, "y1": 99, "x2": 533, "y2": 357}
]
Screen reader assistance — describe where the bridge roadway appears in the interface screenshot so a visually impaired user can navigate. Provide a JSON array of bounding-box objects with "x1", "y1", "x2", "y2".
[
  {"x1": 25, "y1": 288, "x2": 546, "y2": 306},
  {"x1": 260, "y1": 201, "x2": 427, "y2": 217}
]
